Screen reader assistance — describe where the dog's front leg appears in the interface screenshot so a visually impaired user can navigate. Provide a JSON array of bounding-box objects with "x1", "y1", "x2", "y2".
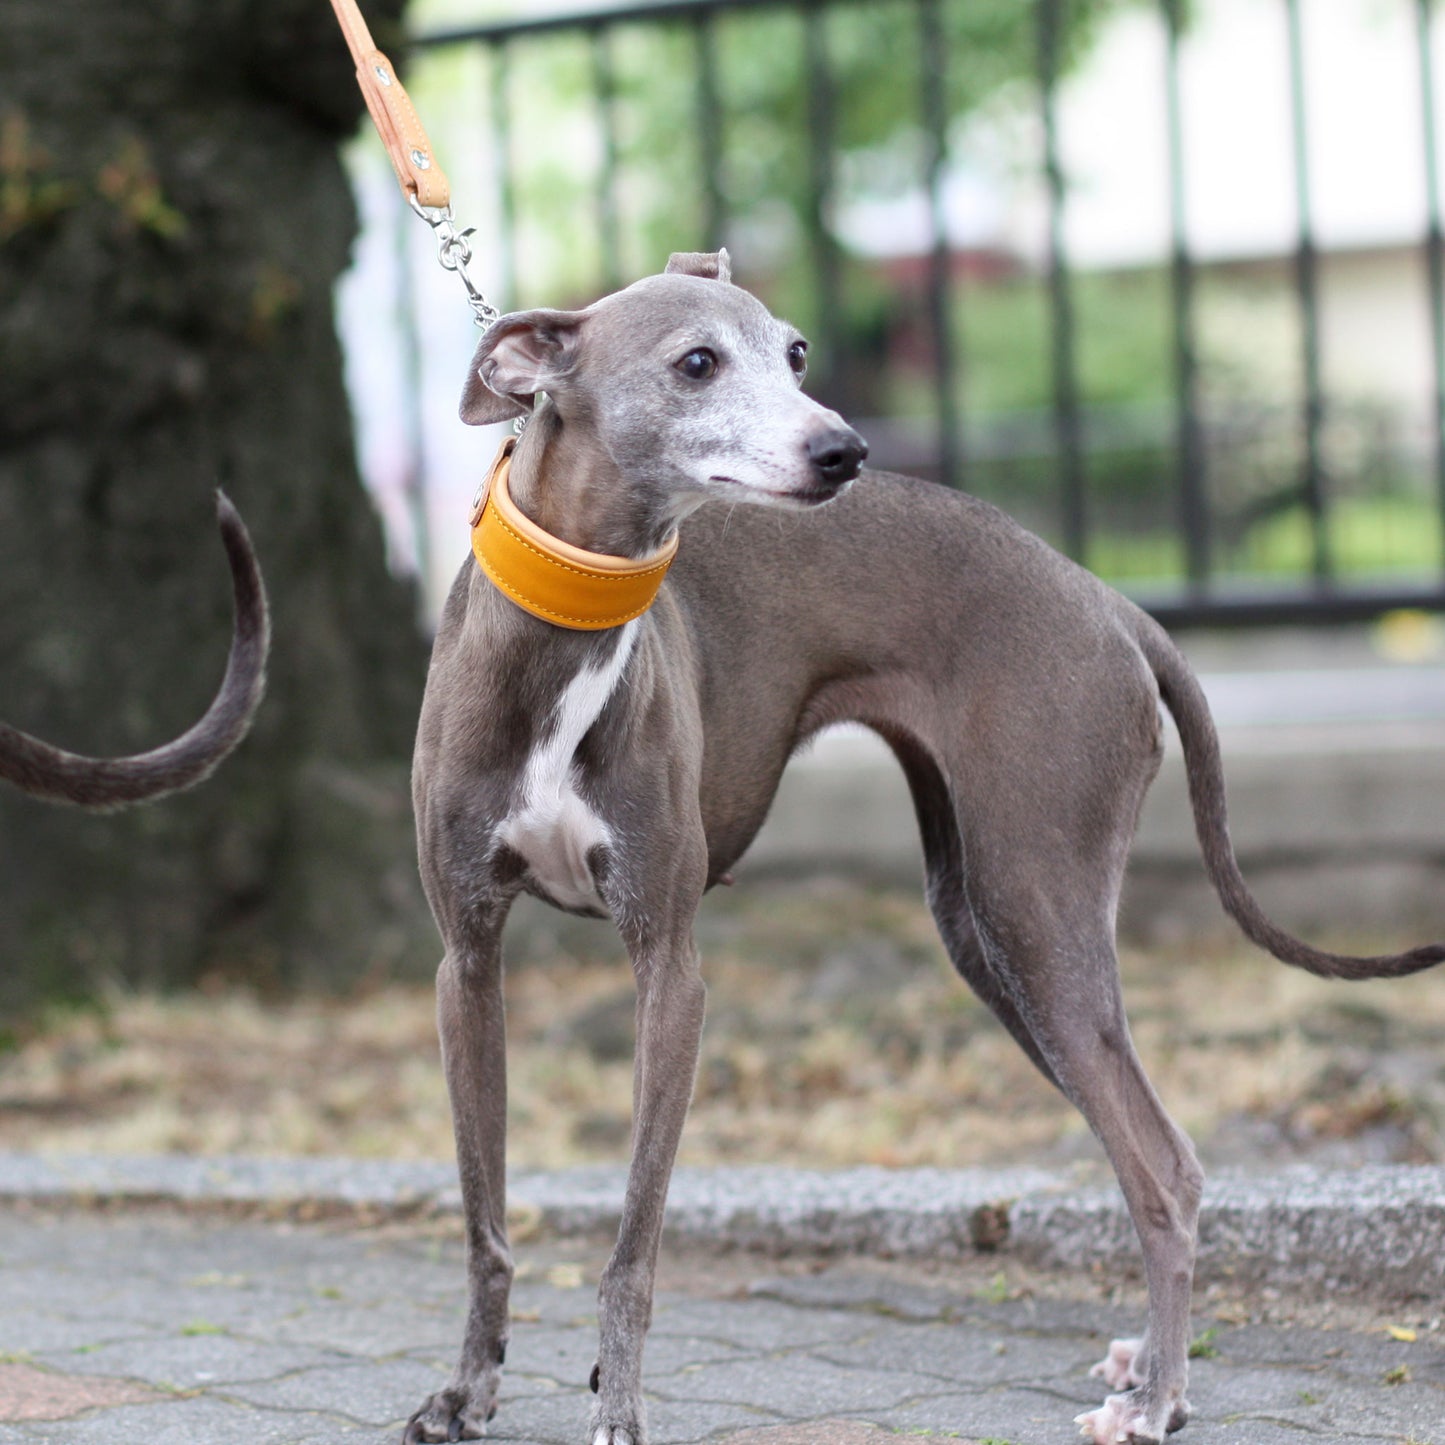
[
  {"x1": 405, "y1": 924, "x2": 511, "y2": 1444},
  {"x1": 589, "y1": 840, "x2": 709, "y2": 1445}
]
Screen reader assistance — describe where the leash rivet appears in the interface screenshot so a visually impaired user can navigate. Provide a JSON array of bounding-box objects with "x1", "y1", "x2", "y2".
[
  {"x1": 372, "y1": 63, "x2": 392, "y2": 86},
  {"x1": 410, "y1": 148, "x2": 431, "y2": 170}
]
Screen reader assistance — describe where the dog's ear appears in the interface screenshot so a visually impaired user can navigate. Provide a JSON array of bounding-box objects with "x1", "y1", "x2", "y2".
[
  {"x1": 664, "y1": 248, "x2": 732, "y2": 284},
  {"x1": 460, "y1": 308, "x2": 585, "y2": 425}
]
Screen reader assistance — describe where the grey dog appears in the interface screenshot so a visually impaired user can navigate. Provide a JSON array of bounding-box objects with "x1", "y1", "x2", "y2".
[
  {"x1": 407, "y1": 250, "x2": 1443, "y2": 1445},
  {"x1": 0, "y1": 494, "x2": 268, "y2": 808}
]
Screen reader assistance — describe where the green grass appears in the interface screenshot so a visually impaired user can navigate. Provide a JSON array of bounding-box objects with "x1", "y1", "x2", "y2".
[
  {"x1": 1083, "y1": 495, "x2": 1442, "y2": 589},
  {"x1": 1235, "y1": 496, "x2": 1443, "y2": 578}
]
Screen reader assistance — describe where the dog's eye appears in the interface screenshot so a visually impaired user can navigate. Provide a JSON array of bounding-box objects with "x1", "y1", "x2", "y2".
[
  {"x1": 787, "y1": 340, "x2": 808, "y2": 379},
  {"x1": 676, "y1": 348, "x2": 718, "y2": 381}
]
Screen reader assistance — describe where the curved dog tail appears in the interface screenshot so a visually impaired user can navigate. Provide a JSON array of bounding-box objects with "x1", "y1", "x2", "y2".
[
  {"x1": 1138, "y1": 620, "x2": 1444, "y2": 981},
  {"x1": 0, "y1": 492, "x2": 270, "y2": 809}
]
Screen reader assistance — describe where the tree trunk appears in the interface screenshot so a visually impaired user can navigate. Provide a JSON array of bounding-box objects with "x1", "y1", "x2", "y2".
[{"x1": 0, "y1": 0, "x2": 435, "y2": 1009}]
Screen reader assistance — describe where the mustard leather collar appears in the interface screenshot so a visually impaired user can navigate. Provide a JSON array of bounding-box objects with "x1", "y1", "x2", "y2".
[{"x1": 470, "y1": 438, "x2": 680, "y2": 630}]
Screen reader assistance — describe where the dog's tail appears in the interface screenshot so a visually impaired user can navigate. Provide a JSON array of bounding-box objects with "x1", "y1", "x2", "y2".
[
  {"x1": 0, "y1": 491, "x2": 270, "y2": 809},
  {"x1": 1138, "y1": 620, "x2": 1444, "y2": 981}
]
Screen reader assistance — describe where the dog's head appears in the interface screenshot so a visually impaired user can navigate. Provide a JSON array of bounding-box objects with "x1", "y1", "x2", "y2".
[{"x1": 459, "y1": 250, "x2": 867, "y2": 515}]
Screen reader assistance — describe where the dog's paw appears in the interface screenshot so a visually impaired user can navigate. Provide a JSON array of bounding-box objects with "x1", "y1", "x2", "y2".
[
  {"x1": 1089, "y1": 1336, "x2": 1147, "y2": 1391},
  {"x1": 402, "y1": 1385, "x2": 497, "y2": 1443},
  {"x1": 1074, "y1": 1389, "x2": 1189, "y2": 1445},
  {"x1": 586, "y1": 1396, "x2": 646, "y2": 1445}
]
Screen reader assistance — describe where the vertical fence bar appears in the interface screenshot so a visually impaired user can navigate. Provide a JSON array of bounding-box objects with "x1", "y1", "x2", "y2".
[
  {"x1": 591, "y1": 23, "x2": 623, "y2": 291},
  {"x1": 489, "y1": 38, "x2": 518, "y2": 309},
  {"x1": 694, "y1": 9, "x2": 727, "y2": 250},
  {"x1": 802, "y1": 0, "x2": 844, "y2": 401},
  {"x1": 1284, "y1": 0, "x2": 1332, "y2": 583},
  {"x1": 1417, "y1": 0, "x2": 1445, "y2": 577},
  {"x1": 1038, "y1": 0, "x2": 1086, "y2": 560},
  {"x1": 1162, "y1": 0, "x2": 1210, "y2": 594},
  {"x1": 919, "y1": 0, "x2": 961, "y2": 488}
]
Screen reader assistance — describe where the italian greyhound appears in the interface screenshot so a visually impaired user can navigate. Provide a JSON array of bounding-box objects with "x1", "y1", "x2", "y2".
[
  {"x1": 407, "y1": 251, "x2": 1443, "y2": 1445},
  {"x1": 0, "y1": 494, "x2": 268, "y2": 807}
]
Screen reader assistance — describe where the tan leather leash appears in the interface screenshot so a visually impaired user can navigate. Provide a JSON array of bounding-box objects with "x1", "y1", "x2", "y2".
[{"x1": 327, "y1": 0, "x2": 499, "y2": 327}]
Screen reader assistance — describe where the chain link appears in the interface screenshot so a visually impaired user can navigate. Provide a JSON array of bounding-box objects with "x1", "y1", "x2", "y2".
[
  {"x1": 408, "y1": 197, "x2": 528, "y2": 434},
  {"x1": 408, "y1": 197, "x2": 500, "y2": 330}
]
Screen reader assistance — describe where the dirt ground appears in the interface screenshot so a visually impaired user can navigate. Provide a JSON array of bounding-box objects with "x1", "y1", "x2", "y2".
[{"x1": 2, "y1": 876, "x2": 1444, "y2": 1172}]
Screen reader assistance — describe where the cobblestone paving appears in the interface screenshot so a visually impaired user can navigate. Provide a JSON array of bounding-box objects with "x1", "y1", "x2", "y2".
[{"x1": 0, "y1": 1207, "x2": 1440, "y2": 1444}]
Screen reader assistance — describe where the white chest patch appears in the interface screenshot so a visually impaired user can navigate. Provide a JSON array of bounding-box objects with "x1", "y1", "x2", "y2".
[{"x1": 498, "y1": 623, "x2": 637, "y2": 912}]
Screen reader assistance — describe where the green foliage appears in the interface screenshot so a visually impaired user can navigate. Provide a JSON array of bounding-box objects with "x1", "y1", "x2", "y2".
[
  {"x1": 1188, "y1": 1326, "x2": 1220, "y2": 1359},
  {"x1": 408, "y1": 0, "x2": 1139, "y2": 308},
  {"x1": 0, "y1": 112, "x2": 80, "y2": 241},
  {"x1": 95, "y1": 135, "x2": 187, "y2": 241},
  {"x1": 977, "y1": 1269, "x2": 1011, "y2": 1304}
]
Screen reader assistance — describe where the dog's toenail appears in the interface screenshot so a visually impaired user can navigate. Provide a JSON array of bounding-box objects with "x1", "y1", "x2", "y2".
[
  {"x1": 496, "y1": 1341, "x2": 506, "y2": 1365},
  {"x1": 589, "y1": 1362, "x2": 600, "y2": 1393}
]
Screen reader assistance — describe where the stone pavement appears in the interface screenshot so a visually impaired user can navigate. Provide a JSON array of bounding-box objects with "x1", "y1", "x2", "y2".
[
  {"x1": 5, "y1": 1156, "x2": 1445, "y2": 1295},
  {"x1": 0, "y1": 1160, "x2": 1444, "y2": 1444}
]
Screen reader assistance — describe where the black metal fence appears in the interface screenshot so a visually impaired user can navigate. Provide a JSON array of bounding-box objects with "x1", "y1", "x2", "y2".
[{"x1": 402, "y1": 0, "x2": 1445, "y2": 628}]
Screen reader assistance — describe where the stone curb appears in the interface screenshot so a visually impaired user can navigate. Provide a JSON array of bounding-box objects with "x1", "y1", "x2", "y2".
[{"x1": 2, "y1": 1153, "x2": 1442, "y2": 1294}]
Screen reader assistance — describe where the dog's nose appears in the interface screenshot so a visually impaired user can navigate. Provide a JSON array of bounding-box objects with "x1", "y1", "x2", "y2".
[{"x1": 807, "y1": 427, "x2": 868, "y2": 486}]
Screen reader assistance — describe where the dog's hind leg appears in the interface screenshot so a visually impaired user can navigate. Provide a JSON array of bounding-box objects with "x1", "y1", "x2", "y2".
[
  {"x1": 956, "y1": 818, "x2": 1202, "y2": 1445},
  {"x1": 889, "y1": 732, "x2": 1062, "y2": 1091},
  {"x1": 894, "y1": 727, "x2": 1197, "y2": 1440},
  {"x1": 889, "y1": 659, "x2": 1194, "y2": 1445},
  {"x1": 404, "y1": 915, "x2": 513, "y2": 1445}
]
